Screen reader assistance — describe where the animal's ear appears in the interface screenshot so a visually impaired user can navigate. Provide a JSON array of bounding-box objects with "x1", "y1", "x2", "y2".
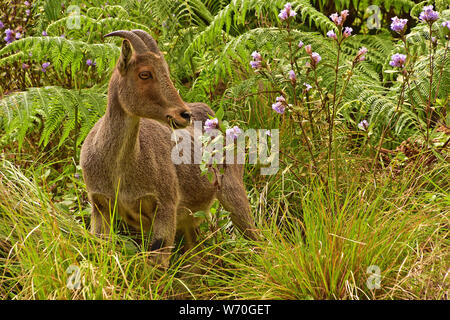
[{"x1": 118, "y1": 39, "x2": 132, "y2": 75}]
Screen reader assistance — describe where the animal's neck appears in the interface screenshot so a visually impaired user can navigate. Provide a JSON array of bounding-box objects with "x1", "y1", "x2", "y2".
[{"x1": 100, "y1": 89, "x2": 141, "y2": 164}]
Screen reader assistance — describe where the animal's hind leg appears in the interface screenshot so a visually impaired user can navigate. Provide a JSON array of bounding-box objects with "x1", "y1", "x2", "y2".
[
  {"x1": 89, "y1": 194, "x2": 112, "y2": 237},
  {"x1": 216, "y1": 165, "x2": 259, "y2": 241}
]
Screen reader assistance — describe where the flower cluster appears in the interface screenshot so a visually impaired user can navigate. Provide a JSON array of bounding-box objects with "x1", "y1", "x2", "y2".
[
  {"x1": 305, "y1": 44, "x2": 321, "y2": 68},
  {"x1": 390, "y1": 17, "x2": 408, "y2": 34},
  {"x1": 355, "y1": 47, "x2": 367, "y2": 63},
  {"x1": 86, "y1": 59, "x2": 96, "y2": 67},
  {"x1": 311, "y1": 52, "x2": 321, "y2": 66},
  {"x1": 41, "y1": 62, "x2": 51, "y2": 73},
  {"x1": 250, "y1": 51, "x2": 262, "y2": 70},
  {"x1": 419, "y1": 5, "x2": 439, "y2": 24},
  {"x1": 327, "y1": 10, "x2": 352, "y2": 43},
  {"x1": 327, "y1": 30, "x2": 337, "y2": 40},
  {"x1": 226, "y1": 126, "x2": 242, "y2": 140},
  {"x1": 4, "y1": 28, "x2": 21, "y2": 44},
  {"x1": 343, "y1": 27, "x2": 352, "y2": 38},
  {"x1": 389, "y1": 53, "x2": 407, "y2": 68},
  {"x1": 278, "y1": 3, "x2": 296, "y2": 21},
  {"x1": 272, "y1": 96, "x2": 286, "y2": 114},
  {"x1": 204, "y1": 118, "x2": 219, "y2": 133},
  {"x1": 358, "y1": 120, "x2": 369, "y2": 131},
  {"x1": 330, "y1": 10, "x2": 349, "y2": 27}
]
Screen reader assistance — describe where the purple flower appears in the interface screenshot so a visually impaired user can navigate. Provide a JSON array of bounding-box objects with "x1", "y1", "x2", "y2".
[
  {"x1": 250, "y1": 60, "x2": 261, "y2": 69},
  {"x1": 305, "y1": 44, "x2": 312, "y2": 55},
  {"x1": 419, "y1": 5, "x2": 439, "y2": 23},
  {"x1": 265, "y1": 130, "x2": 272, "y2": 137},
  {"x1": 278, "y1": 3, "x2": 296, "y2": 21},
  {"x1": 327, "y1": 30, "x2": 337, "y2": 40},
  {"x1": 278, "y1": 10, "x2": 288, "y2": 20},
  {"x1": 15, "y1": 32, "x2": 22, "y2": 40},
  {"x1": 24, "y1": 1, "x2": 30, "y2": 6},
  {"x1": 41, "y1": 62, "x2": 51, "y2": 73},
  {"x1": 272, "y1": 103, "x2": 285, "y2": 114},
  {"x1": 226, "y1": 126, "x2": 242, "y2": 140},
  {"x1": 358, "y1": 120, "x2": 369, "y2": 131},
  {"x1": 389, "y1": 53, "x2": 407, "y2": 68},
  {"x1": 0, "y1": 21, "x2": 4, "y2": 29},
  {"x1": 276, "y1": 95, "x2": 285, "y2": 103},
  {"x1": 42, "y1": 31, "x2": 48, "y2": 36},
  {"x1": 204, "y1": 118, "x2": 219, "y2": 133},
  {"x1": 4, "y1": 28, "x2": 14, "y2": 44},
  {"x1": 288, "y1": 70, "x2": 296, "y2": 82},
  {"x1": 272, "y1": 96, "x2": 286, "y2": 114},
  {"x1": 304, "y1": 83, "x2": 312, "y2": 91},
  {"x1": 390, "y1": 17, "x2": 408, "y2": 34},
  {"x1": 330, "y1": 13, "x2": 341, "y2": 26},
  {"x1": 250, "y1": 51, "x2": 262, "y2": 70},
  {"x1": 86, "y1": 59, "x2": 96, "y2": 66},
  {"x1": 251, "y1": 51, "x2": 262, "y2": 61},
  {"x1": 298, "y1": 40, "x2": 304, "y2": 48},
  {"x1": 343, "y1": 27, "x2": 353, "y2": 38},
  {"x1": 26, "y1": 9, "x2": 31, "y2": 16},
  {"x1": 442, "y1": 21, "x2": 450, "y2": 30},
  {"x1": 311, "y1": 52, "x2": 321, "y2": 66},
  {"x1": 356, "y1": 47, "x2": 367, "y2": 62},
  {"x1": 340, "y1": 10, "x2": 349, "y2": 20},
  {"x1": 60, "y1": 34, "x2": 65, "y2": 38}
]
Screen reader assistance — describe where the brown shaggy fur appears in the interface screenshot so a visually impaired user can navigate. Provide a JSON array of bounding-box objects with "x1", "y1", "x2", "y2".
[{"x1": 80, "y1": 30, "x2": 258, "y2": 268}]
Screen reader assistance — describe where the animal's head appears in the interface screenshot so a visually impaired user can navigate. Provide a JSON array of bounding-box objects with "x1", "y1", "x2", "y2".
[{"x1": 105, "y1": 30, "x2": 191, "y2": 128}]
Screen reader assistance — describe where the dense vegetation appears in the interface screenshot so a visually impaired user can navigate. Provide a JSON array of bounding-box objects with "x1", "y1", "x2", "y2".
[{"x1": 0, "y1": 0, "x2": 448, "y2": 299}]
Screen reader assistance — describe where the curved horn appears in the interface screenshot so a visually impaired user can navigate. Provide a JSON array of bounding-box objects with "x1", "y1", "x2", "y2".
[
  {"x1": 104, "y1": 30, "x2": 148, "y2": 54},
  {"x1": 132, "y1": 29, "x2": 160, "y2": 54}
]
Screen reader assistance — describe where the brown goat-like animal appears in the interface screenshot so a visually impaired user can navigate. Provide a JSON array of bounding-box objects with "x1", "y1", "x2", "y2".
[{"x1": 80, "y1": 30, "x2": 258, "y2": 268}]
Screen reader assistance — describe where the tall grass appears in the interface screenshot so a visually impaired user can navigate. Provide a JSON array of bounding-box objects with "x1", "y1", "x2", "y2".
[{"x1": 1, "y1": 153, "x2": 448, "y2": 299}]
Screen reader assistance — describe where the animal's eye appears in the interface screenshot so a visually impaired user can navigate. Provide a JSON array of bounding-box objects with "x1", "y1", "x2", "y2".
[{"x1": 139, "y1": 71, "x2": 153, "y2": 80}]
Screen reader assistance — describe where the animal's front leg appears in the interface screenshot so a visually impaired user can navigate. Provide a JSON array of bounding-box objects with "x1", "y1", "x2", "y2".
[{"x1": 140, "y1": 199, "x2": 177, "y2": 269}]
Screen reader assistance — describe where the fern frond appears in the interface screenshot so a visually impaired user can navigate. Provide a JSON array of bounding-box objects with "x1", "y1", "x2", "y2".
[
  {"x1": 0, "y1": 36, "x2": 120, "y2": 78},
  {"x1": 0, "y1": 86, "x2": 106, "y2": 150}
]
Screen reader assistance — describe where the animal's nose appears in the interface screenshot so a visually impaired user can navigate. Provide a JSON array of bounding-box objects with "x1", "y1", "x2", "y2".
[{"x1": 180, "y1": 111, "x2": 191, "y2": 122}]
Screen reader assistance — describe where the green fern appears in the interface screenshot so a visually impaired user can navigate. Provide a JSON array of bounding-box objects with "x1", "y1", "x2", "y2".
[
  {"x1": 0, "y1": 36, "x2": 120, "y2": 77},
  {"x1": 0, "y1": 86, "x2": 106, "y2": 150}
]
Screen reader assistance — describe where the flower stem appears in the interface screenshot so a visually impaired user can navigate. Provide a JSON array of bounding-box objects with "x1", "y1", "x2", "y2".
[
  {"x1": 426, "y1": 24, "x2": 434, "y2": 145},
  {"x1": 329, "y1": 40, "x2": 342, "y2": 182}
]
